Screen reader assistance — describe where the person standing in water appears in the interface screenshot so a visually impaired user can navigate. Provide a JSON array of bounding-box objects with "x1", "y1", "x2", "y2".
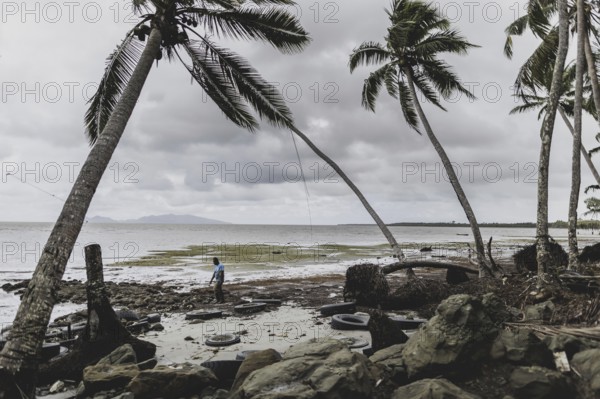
[{"x1": 208, "y1": 257, "x2": 225, "y2": 303}]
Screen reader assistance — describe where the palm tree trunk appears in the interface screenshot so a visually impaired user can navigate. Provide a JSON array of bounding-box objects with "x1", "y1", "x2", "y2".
[
  {"x1": 584, "y1": 33, "x2": 600, "y2": 124},
  {"x1": 536, "y1": 0, "x2": 569, "y2": 285},
  {"x1": 558, "y1": 107, "x2": 600, "y2": 186},
  {"x1": 0, "y1": 29, "x2": 162, "y2": 398},
  {"x1": 569, "y1": 5, "x2": 585, "y2": 270},
  {"x1": 289, "y1": 126, "x2": 413, "y2": 276},
  {"x1": 403, "y1": 68, "x2": 492, "y2": 278}
]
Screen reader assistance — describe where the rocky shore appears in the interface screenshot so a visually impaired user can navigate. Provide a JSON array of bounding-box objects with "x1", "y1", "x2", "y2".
[{"x1": 2, "y1": 266, "x2": 600, "y2": 398}]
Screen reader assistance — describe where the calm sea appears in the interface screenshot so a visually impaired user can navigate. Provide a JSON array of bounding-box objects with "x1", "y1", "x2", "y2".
[{"x1": 0, "y1": 222, "x2": 596, "y2": 324}]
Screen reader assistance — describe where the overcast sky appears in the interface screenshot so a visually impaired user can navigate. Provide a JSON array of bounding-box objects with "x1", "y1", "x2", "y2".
[{"x1": 0, "y1": 0, "x2": 596, "y2": 225}]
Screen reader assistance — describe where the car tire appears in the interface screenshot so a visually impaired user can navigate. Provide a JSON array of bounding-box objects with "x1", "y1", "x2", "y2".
[
  {"x1": 185, "y1": 310, "x2": 223, "y2": 321},
  {"x1": 333, "y1": 336, "x2": 370, "y2": 349},
  {"x1": 205, "y1": 333, "x2": 241, "y2": 347},
  {"x1": 389, "y1": 316, "x2": 427, "y2": 330},
  {"x1": 234, "y1": 302, "x2": 267, "y2": 314},
  {"x1": 115, "y1": 308, "x2": 140, "y2": 321},
  {"x1": 330, "y1": 314, "x2": 369, "y2": 330},
  {"x1": 319, "y1": 302, "x2": 356, "y2": 316}
]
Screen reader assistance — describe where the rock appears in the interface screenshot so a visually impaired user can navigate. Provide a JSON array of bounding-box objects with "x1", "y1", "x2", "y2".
[
  {"x1": 401, "y1": 294, "x2": 505, "y2": 379},
  {"x1": 369, "y1": 344, "x2": 406, "y2": 383},
  {"x1": 137, "y1": 357, "x2": 158, "y2": 370},
  {"x1": 446, "y1": 268, "x2": 470, "y2": 285},
  {"x1": 231, "y1": 349, "x2": 282, "y2": 391},
  {"x1": 392, "y1": 378, "x2": 481, "y2": 399},
  {"x1": 543, "y1": 334, "x2": 600, "y2": 359},
  {"x1": 490, "y1": 329, "x2": 553, "y2": 367},
  {"x1": 82, "y1": 363, "x2": 140, "y2": 395},
  {"x1": 149, "y1": 323, "x2": 164, "y2": 331},
  {"x1": 571, "y1": 349, "x2": 600, "y2": 393},
  {"x1": 200, "y1": 387, "x2": 230, "y2": 399},
  {"x1": 231, "y1": 338, "x2": 380, "y2": 399},
  {"x1": 513, "y1": 242, "x2": 567, "y2": 273},
  {"x1": 524, "y1": 301, "x2": 555, "y2": 322},
  {"x1": 509, "y1": 366, "x2": 573, "y2": 399},
  {"x1": 97, "y1": 343, "x2": 137, "y2": 366},
  {"x1": 184, "y1": 336, "x2": 194, "y2": 341},
  {"x1": 367, "y1": 310, "x2": 408, "y2": 353},
  {"x1": 48, "y1": 380, "x2": 64, "y2": 394},
  {"x1": 127, "y1": 363, "x2": 218, "y2": 399}
]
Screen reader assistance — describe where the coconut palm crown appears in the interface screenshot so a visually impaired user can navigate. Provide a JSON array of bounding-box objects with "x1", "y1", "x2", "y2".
[
  {"x1": 85, "y1": 0, "x2": 309, "y2": 145},
  {"x1": 348, "y1": 0, "x2": 478, "y2": 132}
]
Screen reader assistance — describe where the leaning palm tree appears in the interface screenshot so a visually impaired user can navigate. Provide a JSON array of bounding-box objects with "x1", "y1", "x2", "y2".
[
  {"x1": 348, "y1": 0, "x2": 493, "y2": 277},
  {"x1": 504, "y1": 0, "x2": 571, "y2": 280},
  {"x1": 511, "y1": 61, "x2": 598, "y2": 270},
  {"x1": 0, "y1": 1, "x2": 310, "y2": 396}
]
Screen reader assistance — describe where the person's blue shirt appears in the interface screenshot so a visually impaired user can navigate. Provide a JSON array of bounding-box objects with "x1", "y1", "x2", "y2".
[{"x1": 213, "y1": 263, "x2": 224, "y2": 283}]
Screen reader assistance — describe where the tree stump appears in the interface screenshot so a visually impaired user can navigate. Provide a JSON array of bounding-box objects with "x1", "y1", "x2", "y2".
[
  {"x1": 344, "y1": 264, "x2": 389, "y2": 306},
  {"x1": 38, "y1": 244, "x2": 155, "y2": 384},
  {"x1": 367, "y1": 310, "x2": 408, "y2": 353}
]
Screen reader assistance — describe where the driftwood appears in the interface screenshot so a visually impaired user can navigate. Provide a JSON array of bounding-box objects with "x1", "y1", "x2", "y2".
[
  {"x1": 487, "y1": 237, "x2": 503, "y2": 273},
  {"x1": 381, "y1": 261, "x2": 478, "y2": 275},
  {"x1": 38, "y1": 244, "x2": 155, "y2": 384}
]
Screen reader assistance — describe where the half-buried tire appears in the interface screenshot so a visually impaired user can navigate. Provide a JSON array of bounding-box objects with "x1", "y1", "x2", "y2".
[
  {"x1": 205, "y1": 333, "x2": 241, "y2": 347},
  {"x1": 251, "y1": 299, "x2": 282, "y2": 305},
  {"x1": 115, "y1": 308, "x2": 140, "y2": 321},
  {"x1": 319, "y1": 302, "x2": 356, "y2": 316},
  {"x1": 200, "y1": 360, "x2": 243, "y2": 390},
  {"x1": 234, "y1": 302, "x2": 267, "y2": 314},
  {"x1": 331, "y1": 314, "x2": 370, "y2": 330},
  {"x1": 333, "y1": 336, "x2": 369, "y2": 349},
  {"x1": 390, "y1": 316, "x2": 427, "y2": 330},
  {"x1": 41, "y1": 343, "x2": 61, "y2": 361},
  {"x1": 185, "y1": 310, "x2": 223, "y2": 321}
]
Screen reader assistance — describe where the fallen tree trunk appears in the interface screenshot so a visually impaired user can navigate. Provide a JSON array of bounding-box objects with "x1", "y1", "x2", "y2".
[
  {"x1": 38, "y1": 244, "x2": 155, "y2": 384},
  {"x1": 381, "y1": 261, "x2": 478, "y2": 275}
]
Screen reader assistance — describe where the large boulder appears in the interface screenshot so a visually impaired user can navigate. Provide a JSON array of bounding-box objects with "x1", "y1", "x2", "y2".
[
  {"x1": 571, "y1": 349, "x2": 600, "y2": 394},
  {"x1": 96, "y1": 343, "x2": 137, "y2": 366},
  {"x1": 490, "y1": 329, "x2": 553, "y2": 367},
  {"x1": 82, "y1": 363, "x2": 140, "y2": 394},
  {"x1": 392, "y1": 378, "x2": 481, "y2": 399},
  {"x1": 524, "y1": 301, "x2": 555, "y2": 323},
  {"x1": 509, "y1": 366, "x2": 573, "y2": 399},
  {"x1": 369, "y1": 344, "x2": 406, "y2": 383},
  {"x1": 127, "y1": 364, "x2": 218, "y2": 399},
  {"x1": 401, "y1": 294, "x2": 507, "y2": 379},
  {"x1": 231, "y1": 338, "x2": 381, "y2": 399},
  {"x1": 231, "y1": 349, "x2": 282, "y2": 392},
  {"x1": 543, "y1": 334, "x2": 600, "y2": 359}
]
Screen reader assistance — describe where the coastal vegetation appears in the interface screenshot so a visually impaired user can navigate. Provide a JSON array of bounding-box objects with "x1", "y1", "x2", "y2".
[{"x1": 3, "y1": 0, "x2": 600, "y2": 397}]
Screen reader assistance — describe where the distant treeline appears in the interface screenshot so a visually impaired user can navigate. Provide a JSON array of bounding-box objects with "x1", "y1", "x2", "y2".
[{"x1": 388, "y1": 221, "x2": 600, "y2": 229}]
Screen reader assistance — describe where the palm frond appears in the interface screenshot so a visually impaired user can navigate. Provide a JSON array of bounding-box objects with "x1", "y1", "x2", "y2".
[
  {"x1": 187, "y1": 36, "x2": 294, "y2": 128},
  {"x1": 513, "y1": 26, "x2": 559, "y2": 95},
  {"x1": 420, "y1": 58, "x2": 476, "y2": 101},
  {"x1": 348, "y1": 42, "x2": 390, "y2": 72},
  {"x1": 180, "y1": 43, "x2": 258, "y2": 131},
  {"x1": 193, "y1": 6, "x2": 310, "y2": 53},
  {"x1": 84, "y1": 29, "x2": 146, "y2": 145},
  {"x1": 509, "y1": 102, "x2": 544, "y2": 115},
  {"x1": 585, "y1": 185, "x2": 600, "y2": 194},
  {"x1": 398, "y1": 77, "x2": 421, "y2": 134},
  {"x1": 361, "y1": 64, "x2": 390, "y2": 112},
  {"x1": 411, "y1": 69, "x2": 444, "y2": 110}
]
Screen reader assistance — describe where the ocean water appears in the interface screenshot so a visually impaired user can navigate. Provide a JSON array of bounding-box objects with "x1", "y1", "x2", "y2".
[{"x1": 0, "y1": 222, "x2": 597, "y2": 325}]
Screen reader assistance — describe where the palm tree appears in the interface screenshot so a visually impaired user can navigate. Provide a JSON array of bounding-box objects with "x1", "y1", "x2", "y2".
[
  {"x1": 348, "y1": 0, "x2": 493, "y2": 277},
  {"x1": 504, "y1": 0, "x2": 571, "y2": 279},
  {"x1": 0, "y1": 1, "x2": 310, "y2": 396}
]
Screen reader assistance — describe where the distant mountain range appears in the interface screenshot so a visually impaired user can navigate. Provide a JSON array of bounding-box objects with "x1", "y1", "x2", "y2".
[{"x1": 87, "y1": 214, "x2": 229, "y2": 225}]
